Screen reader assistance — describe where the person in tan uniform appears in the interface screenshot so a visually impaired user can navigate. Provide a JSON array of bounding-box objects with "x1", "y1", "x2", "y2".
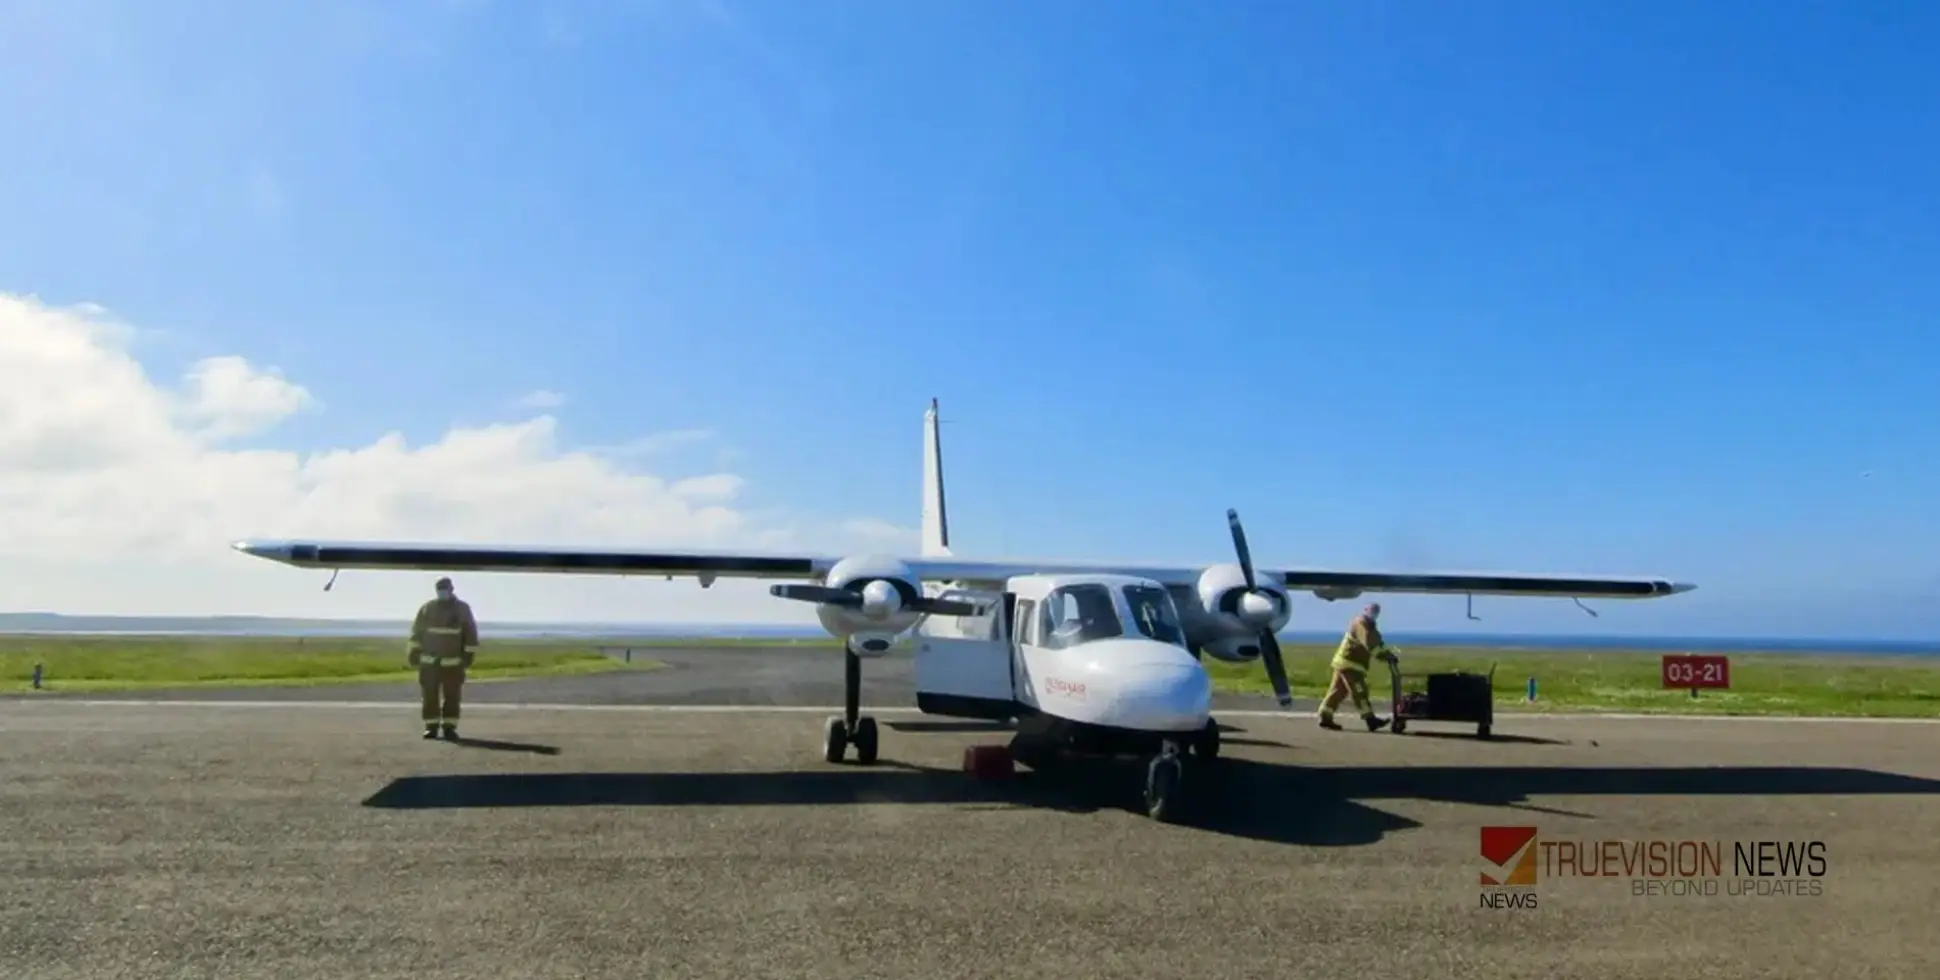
[
  {"x1": 408, "y1": 577, "x2": 479, "y2": 740},
  {"x1": 1318, "y1": 602, "x2": 1396, "y2": 731}
]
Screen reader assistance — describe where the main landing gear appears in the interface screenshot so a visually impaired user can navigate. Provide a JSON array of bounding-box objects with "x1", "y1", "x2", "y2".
[
  {"x1": 823, "y1": 641, "x2": 879, "y2": 765},
  {"x1": 1144, "y1": 718, "x2": 1222, "y2": 821}
]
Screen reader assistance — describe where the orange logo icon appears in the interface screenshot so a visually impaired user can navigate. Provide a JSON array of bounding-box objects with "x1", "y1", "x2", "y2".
[{"x1": 1481, "y1": 826, "x2": 1538, "y2": 886}]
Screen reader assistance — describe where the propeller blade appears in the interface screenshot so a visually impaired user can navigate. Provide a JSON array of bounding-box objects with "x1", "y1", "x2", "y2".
[
  {"x1": 1226, "y1": 508, "x2": 1257, "y2": 591},
  {"x1": 770, "y1": 584, "x2": 862, "y2": 608},
  {"x1": 773, "y1": 585, "x2": 983, "y2": 618},
  {"x1": 1259, "y1": 630, "x2": 1294, "y2": 709}
]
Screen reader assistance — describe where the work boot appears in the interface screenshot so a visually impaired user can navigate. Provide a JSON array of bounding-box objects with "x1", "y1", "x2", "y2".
[
  {"x1": 1364, "y1": 714, "x2": 1390, "y2": 732},
  {"x1": 422, "y1": 725, "x2": 439, "y2": 740},
  {"x1": 441, "y1": 724, "x2": 458, "y2": 741},
  {"x1": 1317, "y1": 715, "x2": 1343, "y2": 731}
]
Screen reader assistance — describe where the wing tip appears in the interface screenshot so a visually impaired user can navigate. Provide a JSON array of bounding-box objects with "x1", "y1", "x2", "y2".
[{"x1": 231, "y1": 539, "x2": 295, "y2": 563}]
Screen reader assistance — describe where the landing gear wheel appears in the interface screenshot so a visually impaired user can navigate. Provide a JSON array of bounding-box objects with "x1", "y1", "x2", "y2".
[
  {"x1": 823, "y1": 715, "x2": 879, "y2": 764},
  {"x1": 823, "y1": 716, "x2": 849, "y2": 763},
  {"x1": 1146, "y1": 752, "x2": 1184, "y2": 822},
  {"x1": 1391, "y1": 719, "x2": 1408, "y2": 734},
  {"x1": 1193, "y1": 719, "x2": 1220, "y2": 760},
  {"x1": 852, "y1": 716, "x2": 879, "y2": 765},
  {"x1": 1477, "y1": 723, "x2": 1491, "y2": 739}
]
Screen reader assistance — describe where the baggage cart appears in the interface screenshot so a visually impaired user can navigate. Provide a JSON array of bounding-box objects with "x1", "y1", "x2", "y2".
[{"x1": 1384, "y1": 653, "x2": 1495, "y2": 738}]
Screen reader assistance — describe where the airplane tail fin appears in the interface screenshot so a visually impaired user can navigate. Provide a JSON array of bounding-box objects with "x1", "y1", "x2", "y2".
[{"x1": 921, "y1": 398, "x2": 952, "y2": 557}]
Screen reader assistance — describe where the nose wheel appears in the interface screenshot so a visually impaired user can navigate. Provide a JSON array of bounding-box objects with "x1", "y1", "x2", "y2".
[
  {"x1": 824, "y1": 714, "x2": 879, "y2": 764},
  {"x1": 1145, "y1": 739, "x2": 1185, "y2": 821}
]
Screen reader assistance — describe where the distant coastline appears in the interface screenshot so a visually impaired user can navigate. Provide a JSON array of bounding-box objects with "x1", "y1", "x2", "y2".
[{"x1": 0, "y1": 612, "x2": 1934, "y2": 655}]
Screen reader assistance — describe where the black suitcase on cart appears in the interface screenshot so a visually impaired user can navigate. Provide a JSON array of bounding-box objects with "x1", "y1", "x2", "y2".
[{"x1": 1385, "y1": 655, "x2": 1495, "y2": 738}]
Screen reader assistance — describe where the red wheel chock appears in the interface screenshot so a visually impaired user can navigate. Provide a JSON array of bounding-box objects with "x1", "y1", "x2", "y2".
[{"x1": 962, "y1": 744, "x2": 1014, "y2": 779}]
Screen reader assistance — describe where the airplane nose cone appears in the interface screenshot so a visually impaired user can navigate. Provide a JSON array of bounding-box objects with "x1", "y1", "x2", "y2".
[{"x1": 1111, "y1": 664, "x2": 1212, "y2": 733}]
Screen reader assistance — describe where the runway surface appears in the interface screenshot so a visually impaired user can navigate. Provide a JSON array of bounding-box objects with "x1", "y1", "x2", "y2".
[{"x1": 5, "y1": 698, "x2": 1940, "y2": 980}]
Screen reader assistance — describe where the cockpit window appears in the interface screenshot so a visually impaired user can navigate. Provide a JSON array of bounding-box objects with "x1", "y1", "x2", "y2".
[
  {"x1": 1039, "y1": 584, "x2": 1124, "y2": 649},
  {"x1": 1123, "y1": 584, "x2": 1185, "y2": 646}
]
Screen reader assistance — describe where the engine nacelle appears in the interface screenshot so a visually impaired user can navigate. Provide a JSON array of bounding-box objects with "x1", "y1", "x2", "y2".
[
  {"x1": 1194, "y1": 561, "x2": 1292, "y2": 638},
  {"x1": 812, "y1": 555, "x2": 925, "y2": 645},
  {"x1": 1199, "y1": 636, "x2": 1265, "y2": 664}
]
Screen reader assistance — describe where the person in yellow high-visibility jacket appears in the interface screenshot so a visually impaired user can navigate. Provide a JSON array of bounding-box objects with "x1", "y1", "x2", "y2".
[
  {"x1": 1318, "y1": 602, "x2": 1395, "y2": 731},
  {"x1": 407, "y1": 577, "x2": 479, "y2": 740}
]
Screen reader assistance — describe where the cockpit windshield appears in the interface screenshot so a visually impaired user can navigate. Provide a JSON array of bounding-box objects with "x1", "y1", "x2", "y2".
[
  {"x1": 1040, "y1": 584, "x2": 1124, "y2": 649},
  {"x1": 1123, "y1": 584, "x2": 1185, "y2": 646}
]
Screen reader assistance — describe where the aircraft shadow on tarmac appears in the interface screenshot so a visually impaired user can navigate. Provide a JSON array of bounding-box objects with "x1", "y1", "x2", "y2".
[{"x1": 360, "y1": 759, "x2": 1940, "y2": 848}]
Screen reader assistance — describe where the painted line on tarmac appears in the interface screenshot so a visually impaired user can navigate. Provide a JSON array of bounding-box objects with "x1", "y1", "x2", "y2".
[{"x1": 11, "y1": 699, "x2": 1940, "y2": 724}]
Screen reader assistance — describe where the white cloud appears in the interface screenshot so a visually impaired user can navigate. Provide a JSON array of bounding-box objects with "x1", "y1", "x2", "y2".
[
  {"x1": 177, "y1": 355, "x2": 317, "y2": 441},
  {"x1": 0, "y1": 293, "x2": 916, "y2": 621},
  {"x1": 512, "y1": 389, "x2": 566, "y2": 410}
]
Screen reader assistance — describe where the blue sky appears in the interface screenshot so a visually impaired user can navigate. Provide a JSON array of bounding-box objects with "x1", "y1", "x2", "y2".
[{"x1": 1, "y1": 1, "x2": 1935, "y2": 637}]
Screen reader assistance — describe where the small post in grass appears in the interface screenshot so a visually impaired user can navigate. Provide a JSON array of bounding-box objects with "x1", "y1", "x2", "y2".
[
  {"x1": 1526, "y1": 676, "x2": 1537, "y2": 703},
  {"x1": 32, "y1": 662, "x2": 43, "y2": 690}
]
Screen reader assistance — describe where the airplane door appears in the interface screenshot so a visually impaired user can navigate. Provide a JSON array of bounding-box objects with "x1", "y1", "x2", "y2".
[
  {"x1": 1010, "y1": 597, "x2": 1039, "y2": 711},
  {"x1": 912, "y1": 590, "x2": 1016, "y2": 720}
]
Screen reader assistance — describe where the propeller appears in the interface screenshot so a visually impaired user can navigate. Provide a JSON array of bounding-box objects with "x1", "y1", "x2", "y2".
[{"x1": 1226, "y1": 508, "x2": 1295, "y2": 709}]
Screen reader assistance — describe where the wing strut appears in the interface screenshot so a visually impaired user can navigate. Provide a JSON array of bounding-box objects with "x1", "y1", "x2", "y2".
[{"x1": 323, "y1": 568, "x2": 340, "y2": 592}]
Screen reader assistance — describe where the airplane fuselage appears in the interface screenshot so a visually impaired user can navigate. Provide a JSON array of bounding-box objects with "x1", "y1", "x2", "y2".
[{"x1": 910, "y1": 572, "x2": 1216, "y2": 759}]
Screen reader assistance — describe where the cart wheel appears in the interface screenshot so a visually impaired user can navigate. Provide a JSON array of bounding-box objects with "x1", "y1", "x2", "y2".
[
  {"x1": 1391, "y1": 719, "x2": 1407, "y2": 735},
  {"x1": 1477, "y1": 723, "x2": 1491, "y2": 739}
]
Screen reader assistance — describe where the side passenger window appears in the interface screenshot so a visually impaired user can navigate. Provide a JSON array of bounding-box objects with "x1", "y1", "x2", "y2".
[{"x1": 1013, "y1": 600, "x2": 1036, "y2": 645}]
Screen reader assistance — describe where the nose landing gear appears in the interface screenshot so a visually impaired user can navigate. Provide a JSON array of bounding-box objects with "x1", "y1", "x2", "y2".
[
  {"x1": 823, "y1": 642, "x2": 879, "y2": 765},
  {"x1": 1145, "y1": 738, "x2": 1185, "y2": 821}
]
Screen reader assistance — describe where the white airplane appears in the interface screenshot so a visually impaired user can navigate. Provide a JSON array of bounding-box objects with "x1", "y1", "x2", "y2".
[{"x1": 231, "y1": 399, "x2": 1694, "y2": 820}]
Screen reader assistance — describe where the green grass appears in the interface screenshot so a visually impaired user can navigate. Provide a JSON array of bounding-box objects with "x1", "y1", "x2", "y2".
[
  {"x1": 1203, "y1": 644, "x2": 1940, "y2": 718},
  {"x1": 9, "y1": 633, "x2": 1938, "y2": 718},
  {"x1": 0, "y1": 635, "x2": 659, "y2": 693}
]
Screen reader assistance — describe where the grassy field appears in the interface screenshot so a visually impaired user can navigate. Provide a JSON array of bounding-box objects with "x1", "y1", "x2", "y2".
[
  {"x1": 0, "y1": 635, "x2": 656, "y2": 693},
  {"x1": 1202, "y1": 644, "x2": 1940, "y2": 718}
]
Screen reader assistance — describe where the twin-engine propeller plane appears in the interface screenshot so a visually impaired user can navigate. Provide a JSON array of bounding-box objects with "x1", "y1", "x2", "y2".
[{"x1": 232, "y1": 400, "x2": 1693, "y2": 820}]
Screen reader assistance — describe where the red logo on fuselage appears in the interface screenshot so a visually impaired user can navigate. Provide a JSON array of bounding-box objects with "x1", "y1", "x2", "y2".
[{"x1": 1044, "y1": 677, "x2": 1087, "y2": 699}]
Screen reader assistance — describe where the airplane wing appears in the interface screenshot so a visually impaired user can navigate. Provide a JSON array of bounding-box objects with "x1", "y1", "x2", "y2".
[{"x1": 230, "y1": 539, "x2": 1693, "y2": 600}]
